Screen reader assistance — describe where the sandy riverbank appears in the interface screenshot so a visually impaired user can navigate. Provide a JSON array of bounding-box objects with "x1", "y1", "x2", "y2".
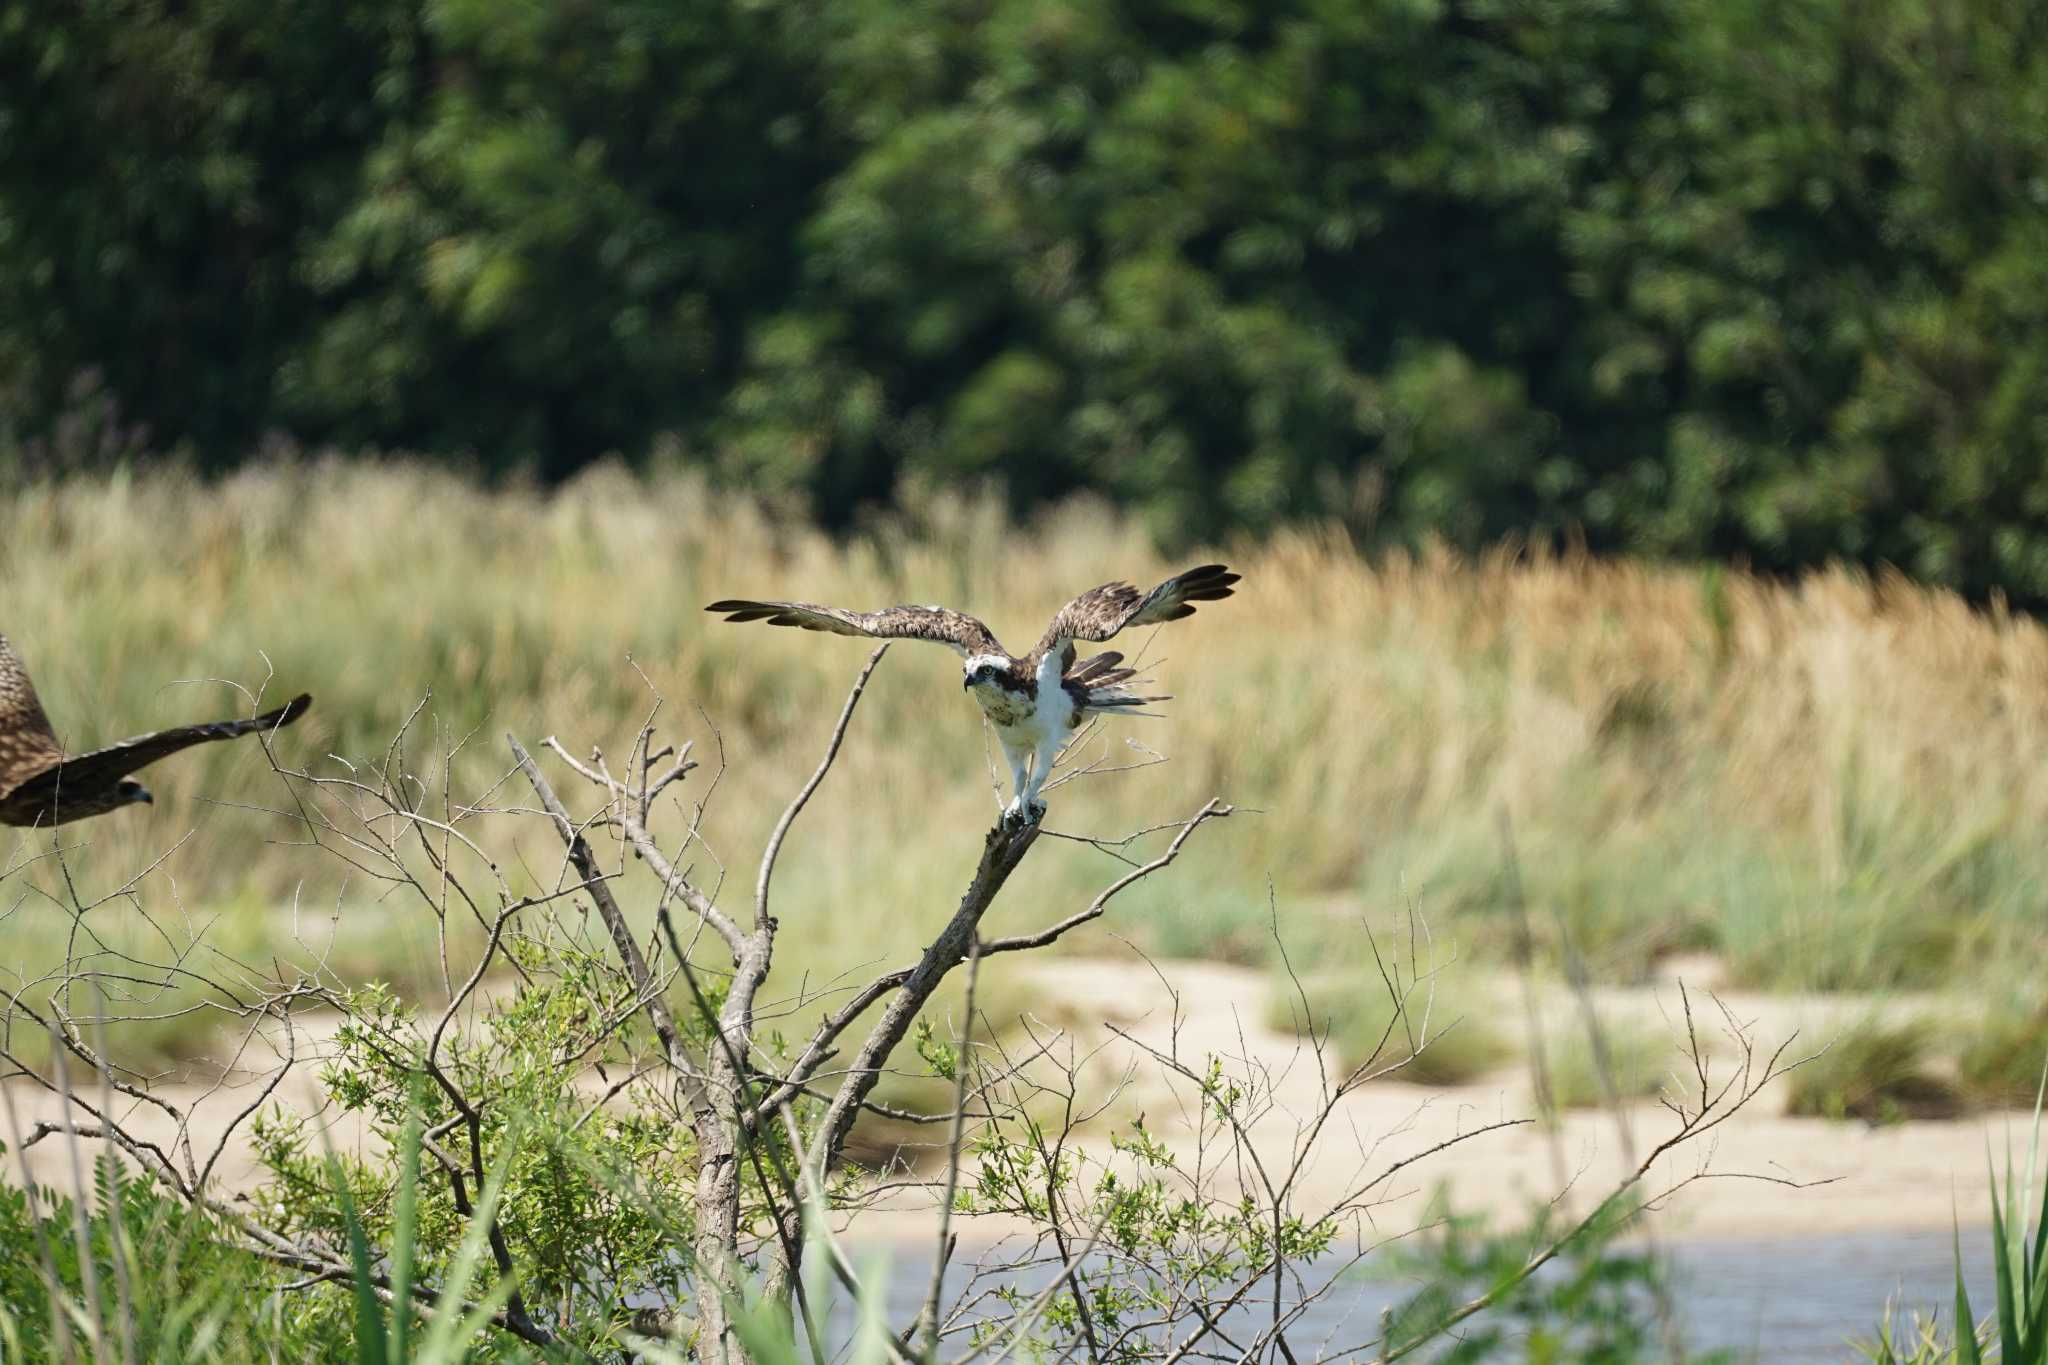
[
  {"x1": 850, "y1": 954, "x2": 2033, "y2": 1245},
  {"x1": 3, "y1": 955, "x2": 2030, "y2": 1246}
]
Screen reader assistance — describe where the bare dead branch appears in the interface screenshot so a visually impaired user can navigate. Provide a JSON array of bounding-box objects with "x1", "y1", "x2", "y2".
[
  {"x1": 799, "y1": 813, "x2": 1044, "y2": 1200},
  {"x1": 509, "y1": 736, "x2": 708, "y2": 1089},
  {"x1": 757, "y1": 645, "x2": 890, "y2": 934},
  {"x1": 981, "y1": 799, "x2": 1232, "y2": 957}
]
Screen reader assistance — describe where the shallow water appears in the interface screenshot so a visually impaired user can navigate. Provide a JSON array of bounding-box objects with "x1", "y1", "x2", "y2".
[
  {"x1": 843, "y1": 1226, "x2": 1998, "y2": 1362},
  {"x1": 1670, "y1": 1229, "x2": 1997, "y2": 1363}
]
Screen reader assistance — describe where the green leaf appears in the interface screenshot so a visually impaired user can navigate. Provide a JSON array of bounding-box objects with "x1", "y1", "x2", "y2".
[
  {"x1": 387, "y1": 1090, "x2": 422, "y2": 1362},
  {"x1": 414, "y1": 1122, "x2": 524, "y2": 1362},
  {"x1": 321, "y1": 1146, "x2": 388, "y2": 1365}
]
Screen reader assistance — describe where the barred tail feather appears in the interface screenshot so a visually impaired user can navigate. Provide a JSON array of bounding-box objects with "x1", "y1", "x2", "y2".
[
  {"x1": 1067, "y1": 651, "x2": 1126, "y2": 684},
  {"x1": 1084, "y1": 685, "x2": 1171, "y2": 714}
]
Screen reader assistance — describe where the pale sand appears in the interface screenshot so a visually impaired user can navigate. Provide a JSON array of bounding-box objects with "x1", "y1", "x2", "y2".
[
  {"x1": 2, "y1": 955, "x2": 2028, "y2": 1246},
  {"x1": 853, "y1": 955, "x2": 2028, "y2": 1245}
]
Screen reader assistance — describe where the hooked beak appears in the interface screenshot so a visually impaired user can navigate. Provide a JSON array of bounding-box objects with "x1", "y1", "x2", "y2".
[{"x1": 961, "y1": 674, "x2": 975, "y2": 690}]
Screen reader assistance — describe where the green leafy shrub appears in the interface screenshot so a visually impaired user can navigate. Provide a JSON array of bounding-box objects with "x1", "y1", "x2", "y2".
[{"x1": 0, "y1": 1155, "x2": 351, "y2": 1362}]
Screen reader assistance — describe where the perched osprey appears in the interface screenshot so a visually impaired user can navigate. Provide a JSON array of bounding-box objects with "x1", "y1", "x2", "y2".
[
  {"x1": 707, "y1": 565, "x2": 1239, "y2": 823},
  {"x1": 0, "y1": 635, "x2": 312, "y2": 827}
]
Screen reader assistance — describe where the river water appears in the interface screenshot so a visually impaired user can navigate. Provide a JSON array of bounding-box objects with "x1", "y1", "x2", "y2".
[
  {"x1": 1668, "y1": 1229, "x2": 1997, "y2": 1362},
  {"x1": 842, "y1": 1226, "x2": 1998, "y2": 1362}
]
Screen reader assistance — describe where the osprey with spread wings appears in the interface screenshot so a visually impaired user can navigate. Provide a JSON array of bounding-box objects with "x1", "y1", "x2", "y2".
[
  {"x1": 707, "y1": 565, "x2": 1238, "y2": 823},
  {"x1": 0, "y1": 635, "x2": 312, "y2": 828}
]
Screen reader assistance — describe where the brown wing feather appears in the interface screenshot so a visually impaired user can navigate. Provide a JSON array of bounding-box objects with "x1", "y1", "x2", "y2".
[
  {"x1": 1030, "y1": 564, "x2": 1240, "y2": 663},
  {"x1": 704, "y1": 599, "x2": 1006, "y2": 657},
  {"x1": 1066, "y1": 650, "x2": 1125, "y2": 684},
  {"x1": 4, "y1": 694, "x2": 314, "y2": 806},
  {"x1": 0, "y1": 637, "x2": 65, "y2": 798}
]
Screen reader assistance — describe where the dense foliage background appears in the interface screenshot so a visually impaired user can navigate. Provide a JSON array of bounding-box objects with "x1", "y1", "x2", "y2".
[{"x1": 5, "y1": 0, "x2": 2047, "y2": 599}]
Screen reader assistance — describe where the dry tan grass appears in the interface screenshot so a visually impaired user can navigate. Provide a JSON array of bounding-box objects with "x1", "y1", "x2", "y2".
[{"x1": 2, "y1": 459, "x2": 2044, "y2": 1064}]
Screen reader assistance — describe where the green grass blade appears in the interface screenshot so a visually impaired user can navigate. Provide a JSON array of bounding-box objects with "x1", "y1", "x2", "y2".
[
  {"x1": 414, "y1": 1124, "x2": 521, "y2": 1362},
  {"x1": 2034, "y1": 1172, "x2": 2048, "y2": 1295},
  {"x1": 2027, "y1": 1173, "x2": 2048, "y2": 1360},
  {"x1": 728, "y1": 1295, "x2": 806, "y2": 1365},
  {"x1": 849, "y1": 1254, "x2": 894, "y2": 1365},
  {"x1": 1956, "y1": 1218, "x2": 1985, "y2": 1365},
  {"x1": 1992, "y1": 1148, "x2": 2022, "y2": 1365},
  {"x1": 322, "y1": 1148, "x2": 389, "y2": 1365},
  {"x1": 387, "y1": 1100, "x2": 421, "y2": 1364},
  {"x1": 2027, "y1": 1067, "x2": 2048, "y2": 1356},
  {"x1": 2029, "y1": 1164, "x2": 2048, "y2": 1353},
  {"x1": 422, "y1": 1278, "x2": 519, "y2": 1365},
  {"x1": 619, "y1": 1339, "x2": 692, "y2": 1365}
]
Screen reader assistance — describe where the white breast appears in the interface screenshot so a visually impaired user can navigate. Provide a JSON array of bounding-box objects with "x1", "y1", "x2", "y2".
[
  {"x1": 969, "y1": 681, "x2": 1070, "y2": 748},
  {"x1": 1030, "y1": 677, "x2": 1079, "y2": 736}
]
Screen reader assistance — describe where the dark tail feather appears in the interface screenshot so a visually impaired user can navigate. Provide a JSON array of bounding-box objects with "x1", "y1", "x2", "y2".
[
  {"x1": 269, "y1": 693, "x2": 313, "y2": 727},
  {"x1": 193, "y1": 692, "x2": 311, "y2": 743},
  {"x1": 1173, "y1": 564, "x2": 1241, "y2": 602},
  {"x1": 1068, "y1": 650, "x2": 1126, "y2": 684},
  {"x1": 1073, "y1": 657, "x2": 1141, "y2": 690},
  {"x1": 1085, "y1": 688, "x2": 1171, "y2": 711}
]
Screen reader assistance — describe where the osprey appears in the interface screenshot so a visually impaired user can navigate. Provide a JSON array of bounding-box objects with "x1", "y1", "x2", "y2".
[
  {"x1": 0, "y1": 635, "x2": 312, "y2": 827},
  {"x1": 707, "y1": 564, "x2": 1240, "y2": 824}
]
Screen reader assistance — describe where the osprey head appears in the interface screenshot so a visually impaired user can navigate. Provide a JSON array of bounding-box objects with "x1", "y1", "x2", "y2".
[
  {"x1": 962, "y1": 654, "x2": 1011, "y2": 691},
  {"x1": 45, "y1": 778, "x2": 152, "y2": 824}
]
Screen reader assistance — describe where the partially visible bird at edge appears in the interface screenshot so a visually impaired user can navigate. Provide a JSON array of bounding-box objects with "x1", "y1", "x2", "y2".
[
  {"x1": 0, "y1": 635, "x2": 312, "y2": 827},
  {"x1": 706, "y1": 564, "x2": 1240, "y2": 825}
]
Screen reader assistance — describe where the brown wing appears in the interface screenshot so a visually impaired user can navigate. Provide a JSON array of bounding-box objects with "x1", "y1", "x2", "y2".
[
  {"x1": 1066, "y1": 651, "x2": 1126, "y2": 684},
  {"x1": 2, "y1": 693, "x2": 313, "y2": 806},
  {"x1": 1030, "y1": 564, "x2": 1240, "y2": 663},
  {"x1": 0, "y1": 637, "x2": 65, "y2": 799},
  {"x1": 704, "y1": 599, "x2": 1006, "y2": 658}
]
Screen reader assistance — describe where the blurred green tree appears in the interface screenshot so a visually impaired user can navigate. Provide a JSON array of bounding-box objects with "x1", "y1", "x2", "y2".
[
  {"x1": 281, "y1": 0, "x2": 829, "y2": 473},
  {"x1": 0, "y1": 0, "x2": 412, "y2": 454},
  {"x1": 4, "y1": 0, "x2": 2048, "y2": 600}
]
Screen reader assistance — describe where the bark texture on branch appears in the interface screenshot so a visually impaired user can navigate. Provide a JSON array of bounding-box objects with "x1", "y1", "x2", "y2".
[
  {"x1": 812, "y1": 819, "x2": 1040, "y2": 1170},
  {"x1": 511, "y1": 735, "x2": 748, "y2": 1365}
]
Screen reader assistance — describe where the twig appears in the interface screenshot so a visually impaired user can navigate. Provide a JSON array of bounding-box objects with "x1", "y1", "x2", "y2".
[
  {"x1": 922, "y1": 935, "x2": 981, "y2": 1356},
  {"x1": 508, "y1": 735, "x2": 705, "y2": 1091},
  {"x1": 757, "y1": 645, "x2": 889, "y2": 934},
  {"x1": 980, "y1": 800, "x2": 1232, "y2": 956}
]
